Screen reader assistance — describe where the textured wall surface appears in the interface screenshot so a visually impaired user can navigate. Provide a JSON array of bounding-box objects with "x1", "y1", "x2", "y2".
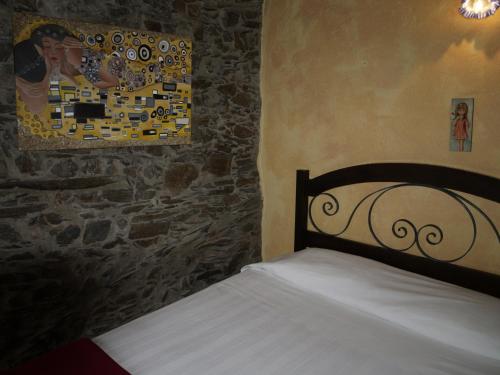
[
  {"x1": 260, "y1": 0, "x2": 500, "y2": 270},
  {"x1": 0, "y1": 0, "x2": 262, "y2": 368}
]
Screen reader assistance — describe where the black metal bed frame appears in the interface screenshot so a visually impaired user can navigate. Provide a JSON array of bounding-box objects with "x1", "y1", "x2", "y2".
[{"x1": 294, "y1": 163, "x2": 500, "y2": 298}]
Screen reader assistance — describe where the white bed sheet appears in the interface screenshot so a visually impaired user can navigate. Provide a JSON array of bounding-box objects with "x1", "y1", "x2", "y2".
[
  {"x1": 244, "y1": 248, "x2": 500, "y2": 361},
  {"x1": 95, "y1": 250, "x2": 500, "y2": 375}
]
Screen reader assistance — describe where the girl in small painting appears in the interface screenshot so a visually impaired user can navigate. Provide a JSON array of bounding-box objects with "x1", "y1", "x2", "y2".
[{"x1": 453, "y1": 102, "x2": 469, "y2": 152}]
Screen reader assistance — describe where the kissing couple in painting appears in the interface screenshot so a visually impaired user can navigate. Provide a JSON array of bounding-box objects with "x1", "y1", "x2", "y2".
[{"x1": 14, "y1": 23, "x2": 120, "y2": 114}]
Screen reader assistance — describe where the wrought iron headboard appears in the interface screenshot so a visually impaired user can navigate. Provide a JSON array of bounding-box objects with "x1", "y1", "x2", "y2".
[{"x1": 294, "y1": 163, "x2": 500, "y2": 298}]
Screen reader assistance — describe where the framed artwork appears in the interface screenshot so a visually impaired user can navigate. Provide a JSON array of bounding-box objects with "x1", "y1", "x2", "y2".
[
  {"x1": 449, "y1": 98, "x2": 473, "y2": 152},
  {"x1": 13, "y1": 13, "x2": 192, "y2": 150}
]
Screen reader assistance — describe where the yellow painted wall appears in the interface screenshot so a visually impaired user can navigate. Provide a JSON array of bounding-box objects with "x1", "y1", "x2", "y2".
[{"x1": 259, "y1": 0, "x2": 500, "y2": 273}]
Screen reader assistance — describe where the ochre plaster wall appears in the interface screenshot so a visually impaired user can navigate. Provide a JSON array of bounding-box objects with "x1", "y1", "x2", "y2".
[{"x1": 260, "y1": 0, "x2": 500, "y2": 273}]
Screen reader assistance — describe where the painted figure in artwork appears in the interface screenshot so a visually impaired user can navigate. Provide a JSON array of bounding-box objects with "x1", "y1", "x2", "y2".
[
  {"x1": 33, "y1": 24, "x2": 120, "y2": 89},
  {"x1": 452, "y1": 102, "x2": 469, "y2": 152},
  {"x1": 14, "y1": 38, "x2": 50, "y2": 115},
  {"x1": 14, "y1": 24, "x2": 120, "y2": 114}
]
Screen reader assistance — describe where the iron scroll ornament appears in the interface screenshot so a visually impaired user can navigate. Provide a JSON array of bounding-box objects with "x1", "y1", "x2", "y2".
[{"x1": 308, "y1": 183, "x2": 499, "y2": 263}]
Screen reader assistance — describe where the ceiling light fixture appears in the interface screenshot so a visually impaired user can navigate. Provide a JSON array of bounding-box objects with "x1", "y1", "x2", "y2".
[{"x1": 459, "y1": 0, "x2": 500, "y2": 19}]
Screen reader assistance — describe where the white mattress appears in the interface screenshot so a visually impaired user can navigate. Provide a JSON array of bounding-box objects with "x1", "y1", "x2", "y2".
[{"x1": 95, "y1": 248, "x2": 500, "y2": 375}]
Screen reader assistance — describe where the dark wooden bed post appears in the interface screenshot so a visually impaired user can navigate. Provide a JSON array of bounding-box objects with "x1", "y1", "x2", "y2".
[{"x1": 294, "y1": 170, "x2": 309, "y2": 252}]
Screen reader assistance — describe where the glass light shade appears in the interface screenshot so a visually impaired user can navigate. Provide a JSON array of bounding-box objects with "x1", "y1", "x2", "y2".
[{"x1": 459, "y1": 0, "x2": 500, "y2": 19}]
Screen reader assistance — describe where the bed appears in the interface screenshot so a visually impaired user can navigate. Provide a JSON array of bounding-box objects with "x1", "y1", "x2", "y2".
[{"x1": 10, "y1": 163, "x2": 500, "y2": 375}]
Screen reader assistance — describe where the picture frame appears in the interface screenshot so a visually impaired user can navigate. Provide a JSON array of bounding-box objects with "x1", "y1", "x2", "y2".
[
  {"x1": 13, "y1": 13, "x2": 192, "y2": 150},
  {"x1": 449, "y1": 98, "x2": 473, "y2": 153}
]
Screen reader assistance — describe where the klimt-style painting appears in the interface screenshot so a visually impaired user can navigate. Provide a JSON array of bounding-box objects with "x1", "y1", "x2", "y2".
[
  {"x1": 13, "y1": 13, "x2": 192, "y2": 150},
  {"x1": 449, "y1": 98, "x2": 473, "y2": 152}
]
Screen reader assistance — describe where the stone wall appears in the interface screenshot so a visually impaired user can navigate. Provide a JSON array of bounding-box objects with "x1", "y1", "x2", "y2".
[{"x1": 0, "y1": 0, "x2": 262, "y2": 368}]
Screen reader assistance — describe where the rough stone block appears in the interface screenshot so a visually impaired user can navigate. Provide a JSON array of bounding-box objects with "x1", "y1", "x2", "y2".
[
  {"x1": 0, "y1": 223, "x2": 20, "y2": 243},
  {"x1": 129, "y1": 221, "x2": 170, "y2": 240},
  {"x1": 164, "y1": 163, "x2": 199, "y2": 194},
  {"x1": 50, "y1": 159, "x2": 78, "y2": 178},
  {"x1": 103, "y1": 189, "x2": 134, "y2": 203},
  {"x1": 0, "y1": 204, "x2": 47, "y2": 218},
  {"x1": 56, "y1": 225, "x2": 81, "y2": 245},
  {"x1": 83, "y1": 220, "x2": 112, "y2": 244},
  {"x1": 203, "y1": 153, "x2": 233, "y2": 177}
]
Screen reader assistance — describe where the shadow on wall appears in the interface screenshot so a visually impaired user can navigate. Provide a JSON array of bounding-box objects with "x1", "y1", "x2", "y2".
[
  {"x1": 283, "y1": 0, "x2": 500, "y2": 67},
  {"x1": 404, "y1": 1, "x2": 500, "y2": 60},
  {"x1": 262, "y1": 0, "x2": 500, "y2": 141},
  {"x1": 0, "y1": 258, "x2": 95, "y2": 365},
  {"x1": 0, "y1": 245, "x2": 253, "y2": 368}
]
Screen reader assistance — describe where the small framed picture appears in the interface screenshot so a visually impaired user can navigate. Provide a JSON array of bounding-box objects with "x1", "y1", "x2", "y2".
[{"x1": 450, "y1": 98, "x2": 474, "y2": 152}]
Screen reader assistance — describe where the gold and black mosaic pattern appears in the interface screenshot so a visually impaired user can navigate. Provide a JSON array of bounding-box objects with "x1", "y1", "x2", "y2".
[{"x1": 13, "y1": 13, "x2": 192, "y2": 149}]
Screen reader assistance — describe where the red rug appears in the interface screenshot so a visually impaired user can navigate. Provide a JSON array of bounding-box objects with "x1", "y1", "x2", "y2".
[{"x1": 4, "y1": 338, "x2": 130, "y2": 375}]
